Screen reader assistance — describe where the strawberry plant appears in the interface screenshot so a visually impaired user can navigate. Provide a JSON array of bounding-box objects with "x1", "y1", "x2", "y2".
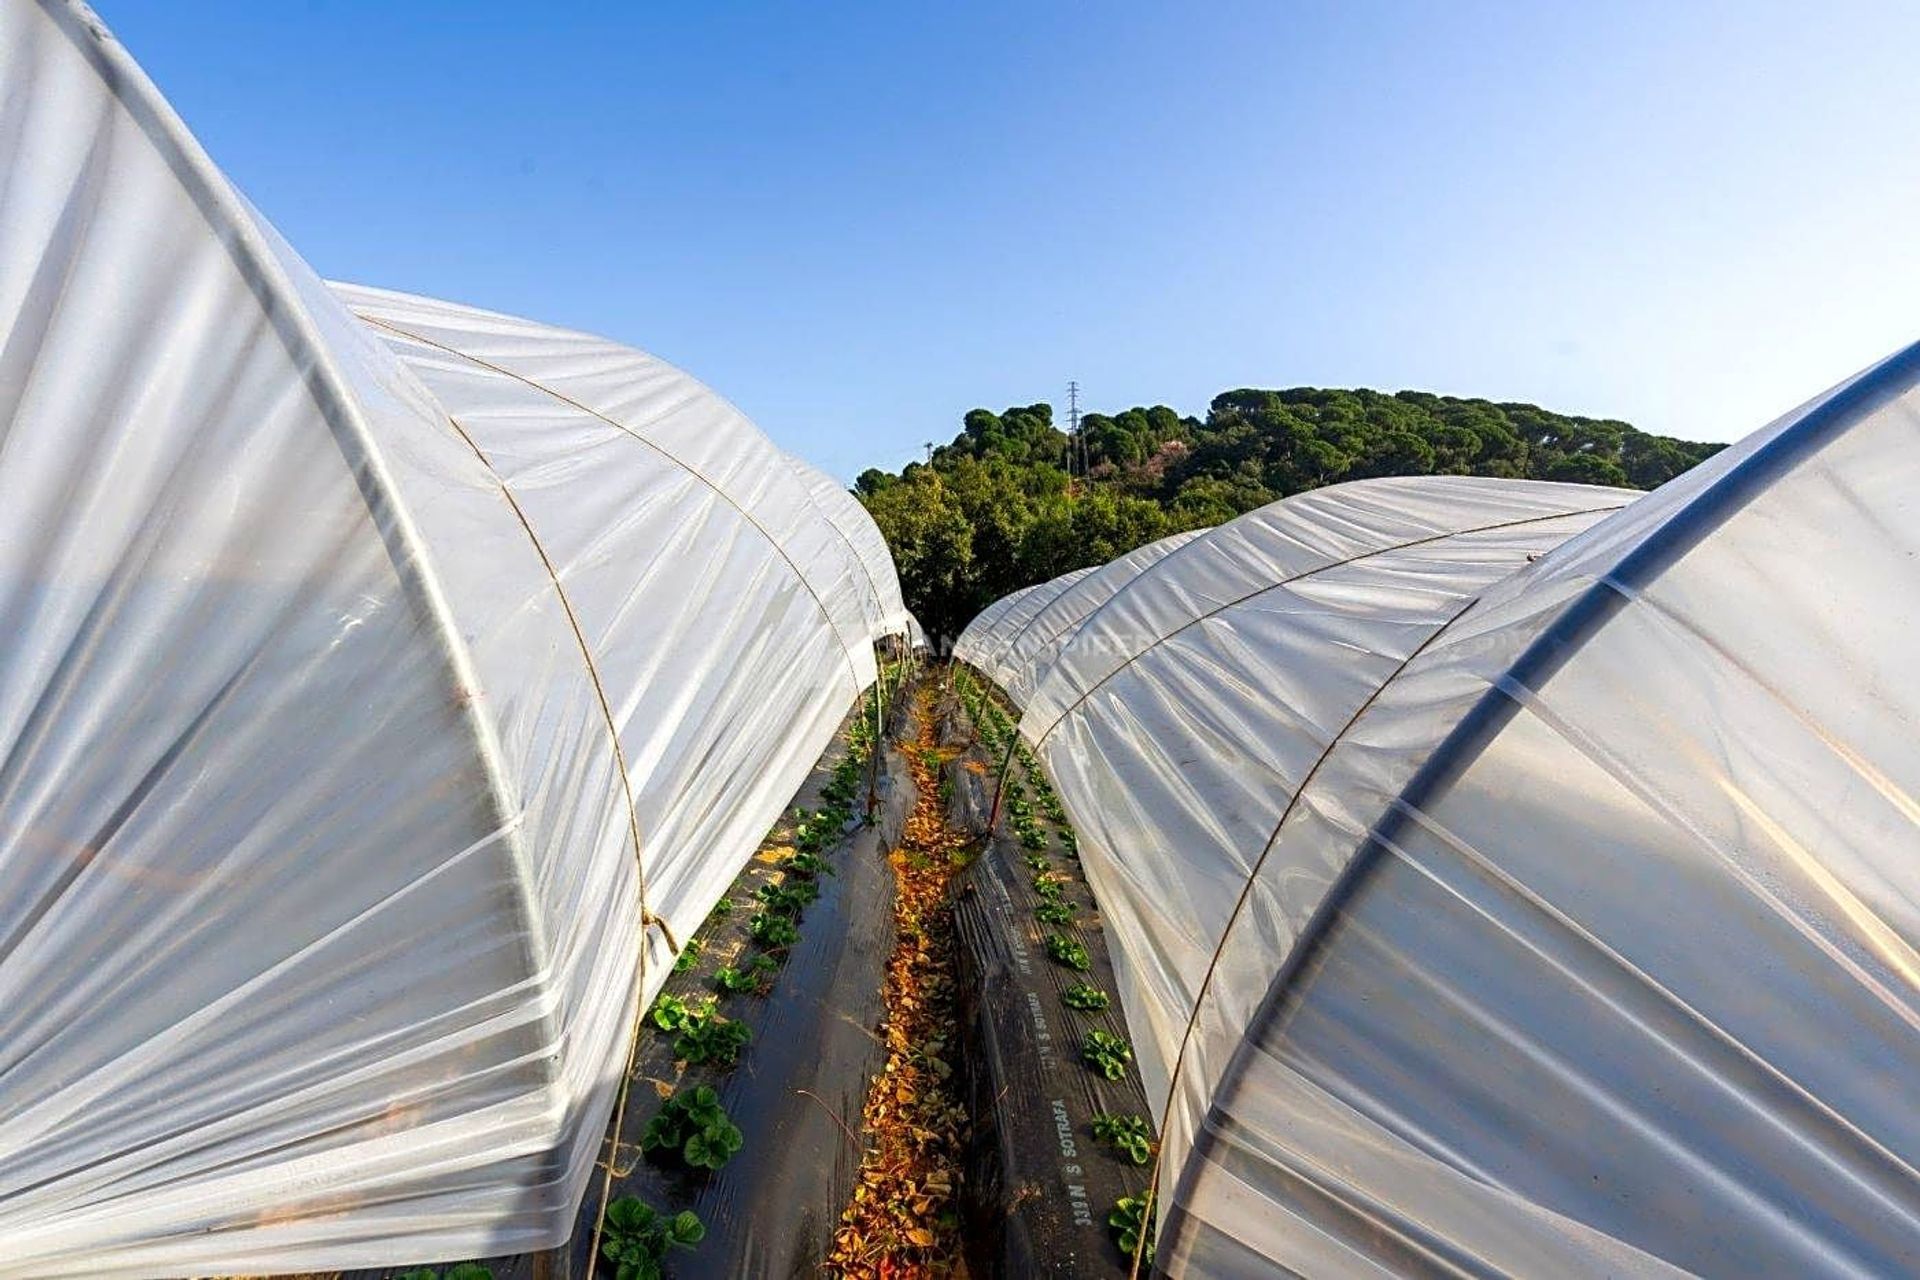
[
  {"x1": 756, "y1": 879, "x2": 819, "y2": 917},
  {"x1": 1045, "y1": 934, "x2": 1091, "y2": 971},
  {"x1": 1034, "y1": 900, "x2": 1073, "y2": 925},
  {"x1": 649, "y1": 994, "x2": 713, "y2": 1034},
  {"x1": 1061, "y1": 982, "x2": 1110, "y2": 1012},
  {"x1": 784, "y1": 850, "x2": 833, "y2": 878},
  {"x1": 1083, "y1": 1030, "x2": 1134, "y2": 1080},
  {"x1": 600, "y1": 1196, "x2": 704, "y2": 1279},
  {"x1": 1031, "y1": 874, "x2": 1066, "y2": 901},
  {"x1": 1108, "y1": 1194, "x2": 1155, "y2": 1265},
  {"x1": 398, "y1": 1267, "x2": 491, "y2": 1280},
  {"x1": 713, "y1": 954, "x2": 778, "y2": 995},
  {"x1": 822, "y1": 749, "x2": 865, "y2": 806},
  {"x1": 821, "y1": 770, "x2": 855, "y2": 806},
  {"x1": 676, "y1": 1013, "x2": 751, "y2": 1067},
  {"x1": 749, "y1": 910, "x2": 799, "y2": 949},
  {"x1": 643, "y1": 1086, "x2": 746, "y2": 1171},
  {"x1": 652, "y1": 994, "x2": 751, "y2": 1065},
  {"x1": 672, "y1": 938, "x2": 704, "y2": 974},
  {"x1": 792, "y1": 808, "x2": 831, "y2": 854},
  {"x1": 1092, "y1": 1113, "x2": 1154, "y2": 1165}
]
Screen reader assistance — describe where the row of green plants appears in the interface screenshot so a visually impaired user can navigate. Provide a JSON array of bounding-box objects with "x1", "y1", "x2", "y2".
[
  {"x1": 643, "y1": 1085, "x2": 745, "y2": 1170},
  {"x1": 958, "y1": 664, "x2": 1160, "y2": 1268},
  {"x1": 604, "y1": 674, "x2": 897, "y2": 1277},
  {"x1": 955, "y1": 668, "x2": 1079, "y2": 855},
  {"x1": 599, "y1": 1198, "x2": 706, "y2": 1280}
]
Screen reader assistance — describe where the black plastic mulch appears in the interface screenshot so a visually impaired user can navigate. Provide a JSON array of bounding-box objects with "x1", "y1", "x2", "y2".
[{"x1": 940, "y1": 685, "x2": 1155, "y2": 1279}]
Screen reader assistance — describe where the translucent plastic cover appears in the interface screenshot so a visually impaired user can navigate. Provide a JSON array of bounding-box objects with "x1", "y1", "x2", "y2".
[
  {"x1": 785, "y1": 453, "x2": 915, "y2": 642},
  {"x1": 989, "y1": 527, "x2": 1208, "y2": 709},
  {"x1": 0, "y1": 3, "x2": 909, "y2": 1273},
  {"x1": 953, "y1": 571, "x2": 1092, "y2": 682},
  {"x1": 962, "y1": 377, "x2": 1920, "y2": 1275}
]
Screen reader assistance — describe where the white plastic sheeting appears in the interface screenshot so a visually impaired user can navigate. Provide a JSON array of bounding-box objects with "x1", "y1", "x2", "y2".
[
  {"x1": 0, "y1": 2, "x2": 909, "y2": 1274},
  {"x1": 1005, "y1": 476, "x2": 1635, "y2": 1152},
  {"x1": 952, "y1": 580, "x2": 1042, "y2": 666},
  {"x1": 964, "y1": 528, "x2": 1210, "y2": 709},
  {"x1": 785, "y1": 453, "x2": 916, "y2": 643},
  {"x1": 951, "y1": 568, "x2": 1093, "y2": 687},
  {"x1": 961, "y1": 390, "x2": 1920, "y2": 1278}
]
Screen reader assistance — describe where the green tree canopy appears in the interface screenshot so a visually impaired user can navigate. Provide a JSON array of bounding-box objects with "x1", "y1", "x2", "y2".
[{"x1": 860, "y1": 387, "x2": 1722, "y2": 646}]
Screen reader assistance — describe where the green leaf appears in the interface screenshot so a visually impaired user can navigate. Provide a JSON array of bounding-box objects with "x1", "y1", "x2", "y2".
[
  {"x1": 606, "y1": 1195, "x2": 652, "y2": 1232},
  {"x1": 669, "y1": 1210, "x2": 707, "y2": 1245},
  {"x1": 445, "y1": 1266, "x2": 493, "y2": 1280},
  {"x1": 641, "y1": 1113, "x2": 679, "y2": 1152},
  {"x1": 1083, "y1": 1030, "x2": 1134, "y2": 1079},
  {"x1": 685, "y1": 1116, "x2": 744, "y2": 1169},
  {"x1": 684, "y1": 1132, "x2": 721, "y2": 1169},
  {"x1": 708, "y1": 1120, "x2": 744, "y2": 1155}
]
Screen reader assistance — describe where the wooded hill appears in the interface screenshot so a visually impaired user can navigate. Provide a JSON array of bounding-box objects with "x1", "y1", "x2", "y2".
[{"x1": 856, "y1": 387, "x2": 1723, "y2": 643}]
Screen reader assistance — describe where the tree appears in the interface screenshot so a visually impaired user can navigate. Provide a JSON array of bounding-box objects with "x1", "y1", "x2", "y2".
[
  {"x1": 860, "y1": 471, "x2": 973, "y2": 643},
  {"x1": 859, "y1": 388, "x2": 1723, "y2": 645}
]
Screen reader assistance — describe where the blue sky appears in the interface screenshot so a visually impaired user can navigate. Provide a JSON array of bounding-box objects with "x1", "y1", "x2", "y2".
[{"x1": 97, "y1": 1, "x2": 1920, "y2": 481}]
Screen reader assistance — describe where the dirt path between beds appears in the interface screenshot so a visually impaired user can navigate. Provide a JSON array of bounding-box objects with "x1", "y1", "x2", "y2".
[{"x1": 825, "y1": 681, "x2": 974, "y2": 1278}]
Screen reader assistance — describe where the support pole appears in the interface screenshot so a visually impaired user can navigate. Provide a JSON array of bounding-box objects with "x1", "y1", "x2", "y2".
[
  {"x1": 985, "y1": 732, "x2": 1018, "y2": 831},
  {"x1": 866, "y1": 655, "x2": 884, "y2": 818}
]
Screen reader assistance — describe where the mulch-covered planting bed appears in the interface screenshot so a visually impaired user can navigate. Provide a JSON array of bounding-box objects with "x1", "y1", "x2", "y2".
[
  {"x1": 941, "y1": 668, "x2": 1158, "y2": 1278},
  {"x1": 266, "y1": 657, "x2": 1161, "y2": 1280}
]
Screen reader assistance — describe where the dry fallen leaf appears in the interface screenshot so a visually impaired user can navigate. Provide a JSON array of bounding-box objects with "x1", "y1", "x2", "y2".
[{"x1": 824, "y1": 681, "x2": 971, "y2": 1279}]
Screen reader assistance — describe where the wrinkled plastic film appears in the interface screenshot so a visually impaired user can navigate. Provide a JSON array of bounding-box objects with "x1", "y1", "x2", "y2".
[
  {"x1": 0, "y1": 3, "x2": 914, "y2": 1273},
  {"x1": 1005, "y1": 486, "x2": 1630, "y2": 1186},
  {"x1": 959, "y1": 359, "x2": 1920, "y2": 1274},
  {"x1": 785, "y1": 453, "x2": 915, "y2": 642},
  {"x1": 952, "y1": 581, "x2": 1042, "y2": 670},
  {"x1": 968, "y1": 566, "x2": 1096, "y2": 691},
  {"x1": 332, "y1": 284, "x2": 871, "y2": 949},
  {"x1": 1168, "y1": 366, "x2": 1920, "y2": 1276},
  {"x1": 996, "y1": 528, "x2": 1208, "y2": 709}
]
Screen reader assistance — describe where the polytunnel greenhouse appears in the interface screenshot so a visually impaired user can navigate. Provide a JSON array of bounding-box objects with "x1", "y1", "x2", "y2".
[
  {"x1": 8, "y1": 1, "x2": 1920, "y2": 1278},
  {"x1": 0, "y1": 1, "x2": 912, "y2": 1275},
  {"x1": 955, "y1": 359, "x2": 1920, "y2": 1276}
]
